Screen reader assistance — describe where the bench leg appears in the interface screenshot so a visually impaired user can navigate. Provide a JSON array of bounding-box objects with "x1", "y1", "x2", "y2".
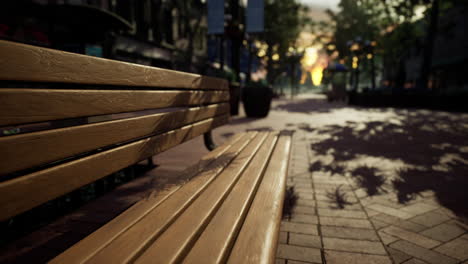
[
  {"x1": 147, "y1": 157, "x2": 155, "y2": 168},
  {"x1": 203, "y1": 131, "x2": 217, "y2": 151}
]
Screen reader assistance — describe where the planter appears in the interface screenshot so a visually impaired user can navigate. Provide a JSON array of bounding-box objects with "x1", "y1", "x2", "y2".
[{"x1": 242, "y1": 85, "x2": 273, "y2": 117}]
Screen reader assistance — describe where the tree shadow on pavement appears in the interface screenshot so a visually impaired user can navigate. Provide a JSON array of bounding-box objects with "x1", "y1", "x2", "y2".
[
  {"x1": 308, "y1": 108, "x2": 468, "y2": 220},
  {"x1": 351, "y1": 166, "x2": 387, "y2": 196},
  {"x1": 273, "y1": 97, "x2": 348, "y2": 114}
]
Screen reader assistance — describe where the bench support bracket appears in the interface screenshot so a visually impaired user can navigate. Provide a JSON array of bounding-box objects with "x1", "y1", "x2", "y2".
[{"x1": 203, "y1": 132, "x2": 217, "y2": 151}]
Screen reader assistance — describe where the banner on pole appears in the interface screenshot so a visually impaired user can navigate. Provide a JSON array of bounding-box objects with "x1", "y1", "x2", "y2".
[
  {"x1": 208, "y1": 0, "x2": 225, "y2": 34},
  {"x1": 246, "y1": 0, "x2": 264, "y2": 33}
]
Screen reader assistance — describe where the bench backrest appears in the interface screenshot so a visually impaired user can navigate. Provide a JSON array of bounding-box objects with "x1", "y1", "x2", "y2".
[{"x1": 0, "y1": 40, "x2": 229, "y2": 221}]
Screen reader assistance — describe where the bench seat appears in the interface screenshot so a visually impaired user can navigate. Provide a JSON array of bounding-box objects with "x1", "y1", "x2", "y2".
[{"x1": 50, "y1": 131, "x2": 291, "y2": 264}]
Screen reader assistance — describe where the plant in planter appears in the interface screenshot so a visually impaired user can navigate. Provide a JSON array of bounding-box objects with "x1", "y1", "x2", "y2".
[{"x1": 242, "y1": 79, "x2": 273, "y2": 118}]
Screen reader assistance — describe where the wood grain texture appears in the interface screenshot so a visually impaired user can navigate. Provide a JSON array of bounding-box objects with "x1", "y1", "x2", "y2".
[
  {"x1": 227, "y1": 133, "x2": 292, "y2": 264},
  {"x1": 48, "y1": 132, "x2": 247, "y2": 264},
  {"x1": 182, "y1": 132, "x2": 278, "y2": 264},
  {"x1": 0, "y1": 116, "x2": 229, "y2": 222},
  {"x1": 0, "y1": 40, "x2": 228, "y2": 90},
  {"x1": 0, "y1": 104, "x2": 229, "y2": 176},
  {"x1": 84, "y1": 133, "x2": 259, "y2": 264},
  {"x1": 0, "y1": 89, "x2": 229, "y2": 126},
  {"x1": 134, "y1": 132, "x2": 269, "y2": 264}
]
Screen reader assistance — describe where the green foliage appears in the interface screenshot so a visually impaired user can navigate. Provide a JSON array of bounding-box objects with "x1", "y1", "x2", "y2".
[
  {"x1": 261, "y1": 0, "x2": 306, "y2": 50},
  {"x1": 258, "y1": 0, "x2": 309, "y2": 83}
]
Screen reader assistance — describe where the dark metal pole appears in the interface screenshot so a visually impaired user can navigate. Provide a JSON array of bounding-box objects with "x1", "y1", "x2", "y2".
[
  {"x1": 247, "y1": 38, "x2": 253, "y2": 83},
  {"x1": 219, "y1": 36, "x2": 224, "y2": 71},
  {"x1": 355, "y1": 61, "x2": 360, "y2": 91},
  {"x1": 417, "y1": 0, "x2": 439, "y2": 91},
  {"x1": 230, "y1": 0, "x2": 240, "y2": 82},
  {"x1": 371, "y1": 55, "x2": 376, "y2": 90},
  {"x1": 291, "y1": 61, "x2": 296, "y2": 98}
]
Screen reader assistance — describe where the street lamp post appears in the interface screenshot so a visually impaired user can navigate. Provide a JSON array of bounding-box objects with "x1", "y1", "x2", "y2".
[
  {"x1": 286, "y1": 47, "x2": 303, "y2": 98},
  {"x1": 364, "y1": 40, "x2": 377, "y2": 90},
  {"x1": 347, "y1": 39, "x2": 362, "y2": 91},
  {"x1": 348, "y1": 37, "x2": 377, "y2": 91}
]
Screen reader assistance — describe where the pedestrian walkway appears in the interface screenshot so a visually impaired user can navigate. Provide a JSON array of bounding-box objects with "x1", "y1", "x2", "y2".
[
  {"x1": 214, "y1": 93, "x2": 468, "y2": 264},
  {"x1": 275, "y1": 130, "x2": 467, "y2": 264}
]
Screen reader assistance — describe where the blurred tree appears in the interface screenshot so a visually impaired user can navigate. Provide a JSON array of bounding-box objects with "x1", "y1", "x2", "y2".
[
  {"x1": 259, "y1": 0, "x2": 310, "y2": 84},
  {"x1": 323, "y1": 0, "x2": 466, "y2": 90},
  {"x1": 169, "y1": 0, "x2": 205, "y2": 71}
]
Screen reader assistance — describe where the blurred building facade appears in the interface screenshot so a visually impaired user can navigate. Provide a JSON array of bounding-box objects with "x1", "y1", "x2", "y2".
[
  {"x1": 0, "y1": 0, "x2": 210, "y2": 71},
  {"x1": 392, "y1": 3, "x2": 468, "y2": 93}
]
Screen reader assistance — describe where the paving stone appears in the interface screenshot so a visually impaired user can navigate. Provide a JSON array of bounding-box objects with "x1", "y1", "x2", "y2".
[
  {"x1": 296, "y1": 198, "x2": 316, "y2": 207},
  {"x1": 434, "y1": 238, "x2": 468, "y2": 260},
  {"x1": 381, "y1": 226, "x2": 440, "y2": 249},
  {"x1": 322, "y1": 237, "x2": 387, "y2": 255},
  {"x1": 314, "y1": 184, "x2": 353, "y2": 191},
  {"x1": 281, "y1": 222, "x2": 318, "y2": 235},
  {"x1": 293, "y1": 184, "x2": 313, "y2": 189},
  {"x1": 402, "y1": 258, "x2": 428, "y2": 264},
  {"x1": 295, "y1": 185, "x2": 314, "y2": 191},
  {"x1": 400, "y1": 203, "x2": 438, "y2": 216},
  {"x1": 289, "y1": 184, "x2": 312, "y2": 190},
  {"x1": 389, "y1": 240, "x2": 458, "y2": 264},
  {"x1": 371, "y1": 198, "x2": 408, "y2": 209},
  {"x1": 293, "y1": 205, "x2": 316, "y2": 215},
  {"x1": 317, "y1": 208, "x2": 367, "y2": 219},
  {"x1": 297, "y1": 193, "x2": 315, "y2": 200},
  {"x1": 275, "y1": 258, "x2": 286, "y2": 264},
  {"x1": 321, "y1": 226, "x2": 380, "y2": 241},
  {"x1": 366, "y1": 208, "x2": 380, "y2": 217},
  {"x1": 289, "y1": 260, "x2": 319, "y2": 264},
  {"x1": 420, "y1": 222, "x2": 466, "y2": 242},
  {"x1": 315, "y1": 194, "x2": 332, "y2": 201},
  {"x1": 409, "y1": 211, "x2": 451, "y2": 227},
  {"x1": 421, "y1": 198, "x2": 439, "y2": 206},
  {"x1": 320, "y1": 216, "x2": 373, "y2": 229},
  {"x1": 289, "y1": 233, "x2": 322, "y2": 248},
  {"x1": 279, "y1": 231, "x2": 288, "y2": 244},
  {"x1": 367, "y1": 204, "x2": 414, "y2": 219},
  {"x1": 386, "y1": 247, "x2": 412, "y2": 263},
  {"x1": 354, "y1": 188, "x2": 368, "y2": 199},
  {"x1": 434, "y1": 208, "x2": 457, "y2": 218},
  {"x1": 324, "y1": 250, "x2": 392, "y2": 264},
  {"x1": 371, "y1": 219, "x2": 391, "y2": 230},
  {"x1": 314, "y1": 178, "x2": 349, "y2": 184},
  {"x1": 378, "y1": 231, "x2": 399, "y2": 245},
  {"x1": 316, "y1": 200, "x2": 362, "y2": 211},
  {"x1": 276, "y1": 244, "x2": 322, "y2": 263},
  {"x1": 372, "y1": 213, "x2": 426, "y2": 232},
  {"x1": 290, "y1": 213, "x2": 319, "y2": 224}
]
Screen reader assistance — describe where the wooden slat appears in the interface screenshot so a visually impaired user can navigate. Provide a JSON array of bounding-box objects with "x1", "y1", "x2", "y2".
[
  {"x1": 83, "y1": 132, "x2": 261, "y2": 264},
  {"x1": 0, "y1": 103, "x2": 229, "y2": 176},
  {"x1": 133, "y1": 132, "x2": 269, "y2": 264},
  {"x1": 0, "y1": 89, "x2": 229, "y2": 126},
  {"x1": 0, "y1": 40, "x2": 228, "y2": 90},
  {"x1": 182, "y1": 132, "x2": 279, "y2": 264},
  {"x1": 48, "y1": 132, "x2": 248, "y2": 264},
  {"x1": 0, "y1": 115, "x2": 229, "y2": 222},
  {"x1": 227, "y1": 133, "x2": 292, "y2": 264}
]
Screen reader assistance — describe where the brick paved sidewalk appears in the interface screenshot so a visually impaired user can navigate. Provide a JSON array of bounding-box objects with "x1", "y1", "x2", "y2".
[
  {"x1": 212, "y1": 94, "x2": 468, "y2": 264},
  {"x1": 275, "y1": 130, "x2": 467, "y2": 264}
]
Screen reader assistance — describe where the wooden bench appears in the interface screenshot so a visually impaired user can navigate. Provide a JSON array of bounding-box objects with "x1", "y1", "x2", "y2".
[{"x1": 0, "y1": 40, "x2": 292, "y2": 263}]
